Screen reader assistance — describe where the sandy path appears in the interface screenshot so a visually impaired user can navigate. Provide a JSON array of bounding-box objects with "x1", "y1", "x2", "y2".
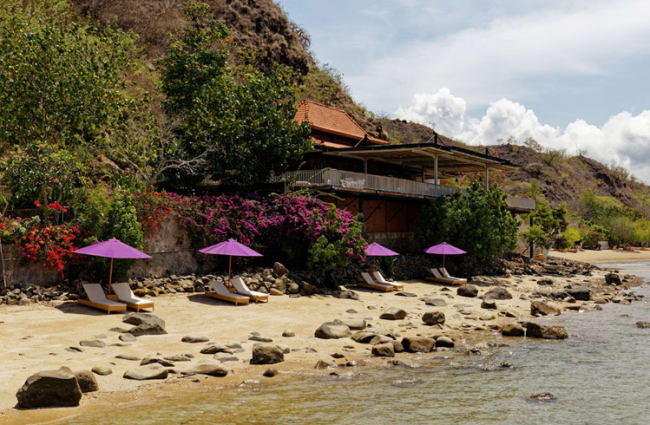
[
  {"x1": 549, "y1": 249, "x2": 650, "y2": 264},
  {"x1": 0, "y1": 269, "x2": 627, "y2": 424}
]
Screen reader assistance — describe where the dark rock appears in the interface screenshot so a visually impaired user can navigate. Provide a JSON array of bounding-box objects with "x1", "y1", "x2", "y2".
[
  {"x1": 481, "y1": 300, "x2": 497, "y2": 310},
  {"x1": 531, "y1": 301, "x2": 561, "y2": 316},
  {"x1": 91, "y1": 366, "x2": 112, "y2": 376},
  {"x1": 401, "y1": 337, "x2": 435, "y2": 353},
  {"x1": 185, "y1": 363, "x2": 228, "y2": 377},
  {"x1": 164, "y1": 354, "x2": 193, "y2": 362},
  {"x1": 338, "y1": 289, "x2": 360, "y2": 300},
  {"x1": 314, "y1": 360, "x2": 331, "y2": 369},
  {"x1": 66, "y1": 347, "x2": 83, "y2": 353},
  {"x1": 421, "y1": 297, "x2": 446, "y2": 307},
  {"x1": 74, "y1": 370, "x2": 99, "y2": 393},
  {"x1": 523, "y1": 322, "x2": 568, "y2": 339},
  {"x1": 314, "y1": 321, "x2": 351, "y2": 339},
  {"x1": 395, "y1": 291, "x2": 417, "y2": 298},
  {"x1": 115, "y1": 354, "x2": 141, "y2": 361},
  {"x1": 457, "y1": 285, "x2": 479, "y2": 298},
  {"x1": 123, "y1": 365, "x2": 169, "y2": 380},
  {"x1": 217, "y1": 356, "x2": 239, "y2": 363},
  {"x1": 351, "y1": 331, "x2": 377, "y2": 344},
  {"x1": 16, "y1": 367, "x2": 82, "y2": 408},
  {"x1": 605, "y1": 273, "x2": 622, "y2": 285},
  {"x1": 119, "y1": 334, "x2": 136, "y2": 343},
  {"x1": 435, "y1": 336, "x2": 455, "y2": 348},
  {"x1": 109, "y1": 327, "x2": 129, "y2": 333},
  {"x1": 636, "y1": 321, "x2": 650, "y2": 329},
  {"x1": 483, "y1": 287, "x2": 512, "y2": 300},
  {"x1": 380, "y1": 308, "x2": 407, "y2": 320},
  {"x1": 567, "y1": 287, "x2": 591, "y2": 301},
  {"x1": 181, "y1": 336, "x2": 209, "y2": 343},
  {"x1": 371, "y1": 343, "x2": 395, "y2": 357},
  {"x1": 200, "y1": 344, "x2": 232, "y2": 355},
  {"x1": 501, "y1": 323, "x2": 526, "y2": 337},
  {"x1": 422, "y1": 311, "x2": 446, "y2": 326},
  {"x1": 80, "y1": 340, "x2": 105, "y2": 348},
  {"x1": 263, "y1": 368, "x2": 279, "y2": 378},
  {"x1": 529, "y1": 392, "x2": 556, "y2": 402},
  {"x1": 282, "y1": 330, "x2": 295, "y2": 337},
  {"x1": 537, "y1": 279, "x2": 554, "y2": 286},
  {"x1": 393, "y1": 340, "x2": 405, "y2": 353},
  {"x1": 250, "y1": 344, "x2": 284, "y2": 364},
  {"x1": 124, "y1": 313, "x2": 167, "y2": 336},
  {"x1": 272, "y1": 262, "x2": 289, "y2": 278},
  {"x1": 140, "y1": 357, "x2": 174, "y2": 367},
  {"x1": 346, "y1": 309, "x2": 358, "y2": 314}
]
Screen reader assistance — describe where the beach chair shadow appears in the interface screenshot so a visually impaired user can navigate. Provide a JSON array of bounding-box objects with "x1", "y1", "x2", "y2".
[{"x1": 54, "y1": 301, "x2": 113, "y2": 316}]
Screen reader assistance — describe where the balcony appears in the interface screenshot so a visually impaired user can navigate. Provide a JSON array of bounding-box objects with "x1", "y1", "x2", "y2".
[{"x1": 273, "y1": 169, "x2": 535, "y2": 211}]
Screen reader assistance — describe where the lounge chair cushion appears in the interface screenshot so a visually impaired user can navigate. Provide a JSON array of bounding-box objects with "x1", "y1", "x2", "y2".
[
  {"x1": 232, "y1": 277, "x2": 268, "y2": 298},
  {"x1": 210, "y1": 281, "x2": 249, "y2": 301},
  {"x1": 82, "y1": 283, "x2": 125, "y2": 307},
  {"x1": 112, "y1": 282, "x2": 153, "y2": 305}
]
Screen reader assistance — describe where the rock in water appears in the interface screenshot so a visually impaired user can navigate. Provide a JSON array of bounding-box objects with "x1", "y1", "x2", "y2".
[
  {"x1": 123, "y1": 365, "x2": 169, "y2": 380},
  {"x1": 371, "y1": 343, "x2": 395, "y2": 357},
  {"x1": 567, "y1": 287, "x2": 591, "y2": 301},
  {"x1": 74, "y1": 370, "x2": 99, "y2": 393},
  {"x1": 483, "y1": 287, "x2": 512, "y2": 300},
  {"x1": 314, "y1": 320, "x2": 351, "y2": 339},
  {"x1": 123, "y1": 313, "x2": 167, "y2": 336},
  {"x1": 401, "y1": 337, "x2": 435, "y2": 353},
  {"x1": 250, "y1": 344, "x2": 284, "y2": 364},
  {"x1": 605, "y1": 273, "x2": 622, "y2": 285},
  {"x1": 523, "y1": 322, "x2": 568, "y2": 339},
  {"x1": 636, "y1": 321, "x2": 650, "y2": 329},
  {"x1": 422, "y1": 311, "x2": 446, "y2": 326},
  {"x1": 530, "y1": 301, "x2": 561, "y2": 316},
  {"x1": 500, "y1": 323, "x2": 526, "y2": 337},
  {"x1": 16, "y1": 367, "x2": 82, "y2": 408},
  {"x1": 529, "y1": 392, "x2": 556, "y2": 402},
  {"x1": 380, "y1": 308, "x2": 407, "y2": 320},
  {"x1": 457, "y1": 285, "x2": 478, "y2": 298}
]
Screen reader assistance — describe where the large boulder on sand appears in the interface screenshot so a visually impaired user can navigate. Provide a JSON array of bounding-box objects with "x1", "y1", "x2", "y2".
[
  {"x1": 567, "y1": 287, "x2": 591, "y2": 301},
  {"x1": 123, "y1": 365, "x2": 169, "y2": 380},
  {"x1": 530, "y1": 301, "x2": 561, "y2": 316},
  {"x1": 314, "y1": 320, "x2": 351, "y2": 339},
  {"x1": 250, "y1": 344, "x2": 284, "y2": 364},
  {"x1": 16, "y1": 367, "x2": 82, "y2": 408},
  {"x1": 457, "y1": 285, "x2": 479, "y2": 298},
  {"x1": 123, "y1": 313, "x2": 167, "y2": 336},
  {"x1": 184, "y1": 363, "x2": 228, "y2": 377},
  {"x1": 483, "y1": 287, "x2": 512, "y2": 300},
  {"x1": 605, "y1": 273, "x2": 622, "y2": 285},
  {"x1": 500, "y1": 322, "x2": 526, "y2": 337},
  {"x1": 371, "y1": 343, "x2": 395, "y2": 357},
  {"x1": 401, "y1": 337, "x2": 435, "y2": 353}
]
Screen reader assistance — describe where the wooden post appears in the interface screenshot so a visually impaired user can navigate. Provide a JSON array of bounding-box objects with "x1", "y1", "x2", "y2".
[
  {"x1": 434, "y1": 155, "x2": 439, "y2": 185},
  {"x1": 228, "y1": 255, "x2": 232, "y2": 286},
  {"x1": 485, "y1": 166, "x2": 489, "y2": 188},
  {"x1": 108, "y1": 257, "x2": 114, "y2": 294}
]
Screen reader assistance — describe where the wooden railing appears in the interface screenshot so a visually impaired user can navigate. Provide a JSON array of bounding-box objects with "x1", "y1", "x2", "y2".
[{"x1": 272, "y1": 169, "x2": 459, "y2": 198}]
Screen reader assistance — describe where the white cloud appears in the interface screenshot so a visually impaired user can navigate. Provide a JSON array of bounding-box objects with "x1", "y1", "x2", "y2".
[
  {"x1": 396, "y1": 89, "x2": 650, "y2": 182},
  {"x1": 349, "y1": 0, "x2": 650, "y2": 112}
]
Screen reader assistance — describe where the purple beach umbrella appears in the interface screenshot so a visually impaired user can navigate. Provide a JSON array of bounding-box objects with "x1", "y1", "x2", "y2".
[
  {"x1": 365, "y1": 242, "x2": 399, "y2": 272},
  {"x1": 74, "y1": 238, "x2": 151, "y2": 293},
  {"x1": 424, "y1": 242, "x2": 466, "y2": 268},
  {"x1": 199, "y1": 238, "x2": 263, "y2": 285}
]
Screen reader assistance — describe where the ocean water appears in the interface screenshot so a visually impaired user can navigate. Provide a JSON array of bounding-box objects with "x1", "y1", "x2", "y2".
[{"x1": 59, "y1": 262, "x2": 650, "y2": 425}]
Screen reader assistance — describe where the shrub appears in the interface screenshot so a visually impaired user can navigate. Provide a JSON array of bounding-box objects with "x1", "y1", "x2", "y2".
[
  {"x1": 17, "y1": 221, "x2": 82, "y2": 278},
  {"x1": 416, "y1": 182, "x2": 519, "y2": 258}
]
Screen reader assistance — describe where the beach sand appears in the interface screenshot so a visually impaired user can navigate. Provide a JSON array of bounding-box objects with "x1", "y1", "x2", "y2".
[
  {"x1": 549, "y1": 249, "x2": 650, "y2": 264},
  {"x1": 0, "y1": 267, "x2": 637, "y2": 424}
]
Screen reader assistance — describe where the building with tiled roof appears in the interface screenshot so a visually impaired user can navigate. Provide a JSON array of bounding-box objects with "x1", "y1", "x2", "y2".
[{"x1": 294, "y1": 100, "x2": 388, "y2": 148}]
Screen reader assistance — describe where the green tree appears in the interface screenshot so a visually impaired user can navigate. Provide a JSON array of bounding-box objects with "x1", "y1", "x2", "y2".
[
  {"x1": 416, "y1": 182, "x2": 519, "y2": 258},
  {"x1": 523, "y1": 202, "x2": 568, "y2": 249},
  {"x1": 158, "y1": 1, "x2": 311, "y2": 186}
]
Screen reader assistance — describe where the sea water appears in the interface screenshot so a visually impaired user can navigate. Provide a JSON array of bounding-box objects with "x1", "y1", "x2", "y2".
[{"x1": 58, "y1": 262, "x2": 650, "y2": 425}]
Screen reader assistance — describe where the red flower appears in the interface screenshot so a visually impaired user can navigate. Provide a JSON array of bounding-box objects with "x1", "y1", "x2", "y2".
[{"x1": 34, "y1": 200, "x2": 41, "y2": 207}]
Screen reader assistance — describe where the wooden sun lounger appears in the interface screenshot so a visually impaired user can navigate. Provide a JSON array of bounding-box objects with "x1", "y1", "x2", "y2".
[
  {"x1": 372, "y1": 271, "x2": 404, "y2": 290},
  {"x1": 439, "y1": 267, "x2": 467, "y2": 284},
  {"x1": 357, "y1": 272, "x2": 396, "y2": 292},
  {"x1": 426, "y1": 268, "x2": 466, "y2": 285},
  {"x1": 205, "y1": 281, "x2": 250, "y2": 305},
  {"x1": 232, "y1": 277, "x2": 269, "y2": 303},
  {"x1": 111, "y1": 282, "x2": 155, "y2": 312},
  {"x1": 78, "y1": 283, "x2": 127, "y2": 314}
]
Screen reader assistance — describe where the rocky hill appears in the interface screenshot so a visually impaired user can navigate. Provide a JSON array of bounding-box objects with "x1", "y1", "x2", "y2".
[{"x1": 69, "y1": 0, "x2": 650, "y2": 214}]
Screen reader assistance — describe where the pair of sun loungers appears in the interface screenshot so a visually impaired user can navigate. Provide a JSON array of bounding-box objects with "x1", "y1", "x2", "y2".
[
  {"x1": 204, "y1": 277, "x2": 268, "y2": 305},
  {"x1": 358, "y1": 272, "x2": 404, "y2": 292},
  {"x1": 78, "y1": 283, "x2": 154, "y2": 314},
  {"x1": 426, "y1": 267, "x2": 467, "y2": 285}
]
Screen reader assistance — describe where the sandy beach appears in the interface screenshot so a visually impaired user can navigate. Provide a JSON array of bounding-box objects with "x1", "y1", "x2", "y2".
[
  {"x1": 549, "y1": 249, "x2": 650, "y2": 264},
  {"x1": 0, "y1": 261, "x2": 642, "y2": 425}
]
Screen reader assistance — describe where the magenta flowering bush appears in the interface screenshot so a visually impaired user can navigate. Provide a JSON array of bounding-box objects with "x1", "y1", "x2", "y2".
[{"x1": 140, "y1": 192, "x2": 367, "y2": 269}]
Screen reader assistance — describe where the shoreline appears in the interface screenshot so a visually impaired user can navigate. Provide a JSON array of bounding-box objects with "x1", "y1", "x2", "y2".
[
  {"x1": 0, "y1": 261, "x2": 646, "y2": 425},
  {"x1": 549, "y1": 248, "x2": 650, "y2": 264}
]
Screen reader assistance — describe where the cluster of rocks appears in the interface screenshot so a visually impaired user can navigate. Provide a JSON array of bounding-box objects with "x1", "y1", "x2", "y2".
[
  {"x1": 0, "y1": 284, "x2": 79, "y2": 305},
  {"x1": 500, "y1": 256, "x2": 597, "y2": 277},
  {"x1": 16, "y1": 366, "x2": 98, "y2": 409}
]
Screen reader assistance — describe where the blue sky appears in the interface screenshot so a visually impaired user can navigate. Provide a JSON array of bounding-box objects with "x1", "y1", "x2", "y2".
[{"x1": 279, "y1": 0, "x2": 650, "y2": 181}]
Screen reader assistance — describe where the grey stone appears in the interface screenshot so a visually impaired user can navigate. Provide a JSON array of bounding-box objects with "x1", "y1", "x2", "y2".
[
  {"x1": 422, "y1": 311, "x2": 446, "y2": 326},
  {"x1": 340, "y1": 318, "x2": 366, "y2": 330},
  {"x1": 123, "y1": 365, "x2": 169, "y2": 380},
  {"x1": 481, "y1": 299, "x2": 497, "y2": 310},
  {"x1": 282, "y1": 330, "x2": 295, "y2": 337},
  {"x1": 531, "y1": 301, "x2": 561, "y2": 316},
  {"x1": 380, "y1": 308, "x2": 407, "y2": 320},
  {"x1": 263, "y1": 368, "x2": 279, "y2": 377},
  {"x1": 457, "y1": 285, "x2": 479, "y2": 298},
  {"x1": 500, "y1": 323, "x2": 526, "y2": 337},
  {"x1": 250, "y1": 344, "x2": 284, "y2": 364},
  {"x1": 314, "y1": 321, "x2": 351, "y2": 339},
  {"x1": 164, "y1": 354, "x2": 193, "y2": 362},
  {"x1": 185, "y1": 363, "x2": 228, "y2": 377},
  {"x1": 16, "y1": 367, "x2": 82, "y2": 408},
  {"x1": 74, "y1": 370, "x2": 99, "y2": 393},
  {"x1": 91, "y1": 366, "x2": 112, "y2": 376},
  {"x1": 272, "y1": 262, "x2": 289, "y2": 278},
  {"x1": 483, "y1": 287, "x2": 512, "y2": 300},
  {"x1": 605, "y1": 273, "x2": 622, "y2": 285},
  {"x1": 80, "y1": 340, "x2": 105, "y2": 348},
  {"x1": 371, "y1": 343, "x2": 395, "y2": 357},
  {"x1": 394, "y1": 291, "x2": 417, "y2": 298},
  {"x1": 249, "y1": 336, "x2": 273, "y2": 343},
  {"x1": 435, "y1": 336, "x2": 455, "y2": 348},
  {"x1": 401, "y1": 337, "x2": 435, "y2": 353},
  {"x1": 522, "y1": 322, "x2": 568, "y2": 339},
  {"x1": 181, "y1": 336, "x2": 210, "y2": 343},
  {"x1": 124, "y1": 313, "x2": 167, "y2": 336},
  {"x1": 140, "y1": 357, "x2": 174, "y2": 367},
  {"x1": 314, "y1": 360, "x2": 331, "y2": 369},
  {"x1": 567, "y1": 287, "x2": 591, "y2": 301},
  {"x1": 115, "y1": 354, "x2": 141, "y2": 361},
  {"x1": 351, "y1": 331, "x2": 377, "y2": 344},
  {"x1": 421, "y1": 297, "x2": 446, "y2": 307},
  {"x1": 200, "y1": 345, "x2": 232, "y2": 355},
  {"x1": 119, "y1": 334, "x2": 137, "y2": 343}
]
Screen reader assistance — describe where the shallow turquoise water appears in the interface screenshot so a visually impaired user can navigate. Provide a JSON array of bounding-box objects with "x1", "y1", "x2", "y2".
[{"x1": 59, "y1": 262, "x2": 650, "y2": 425}]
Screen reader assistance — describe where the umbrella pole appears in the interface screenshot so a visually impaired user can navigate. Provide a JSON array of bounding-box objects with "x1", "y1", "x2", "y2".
[
  {"x1": 228, "y1": 255, "x2": 232, "y2": 286},
  {"x1": 442, "y1": 254, "x2": 446, "y2": 269},
  {"x1": 108, "y1": 257, "x2": 114, "y2": 294}
]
